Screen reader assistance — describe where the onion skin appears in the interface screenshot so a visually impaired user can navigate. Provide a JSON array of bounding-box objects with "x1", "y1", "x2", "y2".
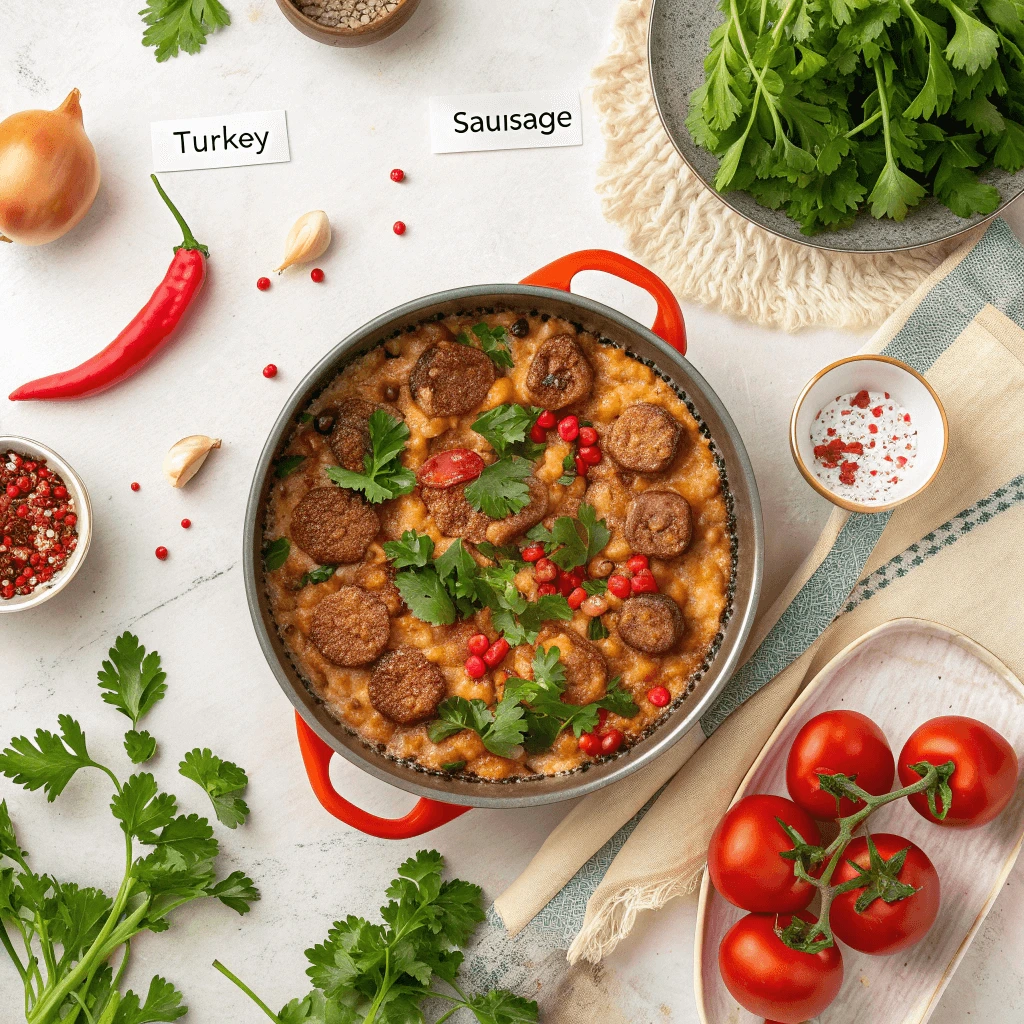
[{"x1": 0, "y1": 89, "x2": 101, "y2": 245}]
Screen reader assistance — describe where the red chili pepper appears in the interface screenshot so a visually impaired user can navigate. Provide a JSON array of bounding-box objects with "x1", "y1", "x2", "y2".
[{"x1": 9, "y1": 175, "x2": 208, "y2": 402}]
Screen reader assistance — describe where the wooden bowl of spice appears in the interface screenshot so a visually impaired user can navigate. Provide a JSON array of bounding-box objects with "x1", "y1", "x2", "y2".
[{"x1": 275, "y1": 0, "x2": 420, "y2": 46}]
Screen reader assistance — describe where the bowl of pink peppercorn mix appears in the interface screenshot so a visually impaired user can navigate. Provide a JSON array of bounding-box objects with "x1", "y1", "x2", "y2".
[
  {"x1": 789, "y1": 355, "x2": 948, "y2": 514},
  {"x1": 0, "y1": 436, "x2": 92, "y2": 613}
]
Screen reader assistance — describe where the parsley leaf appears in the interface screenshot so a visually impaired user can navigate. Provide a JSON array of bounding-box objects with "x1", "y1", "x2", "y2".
[
  {"x1": 98, "y1": 632, "x2": 167, "y2": 728},
  {"x1": 139, "y1": 0, "x2": 231, "y2": 62},
  {"x1": 112, "y1": 975, "x2": 186, "y2": 1023},
  {"x1": 393, "y1": 563, "x2": 457, "y2": 626},
  {"x1": 275, "y1": 455, "x2": 306, "y2": 479},
  {"x1": 124, "y1": 729, "x2": 157, "y2": 764},
  {"x1": 215, "y1": 850, "x2": 537, "y2": 1024},
  {"x1": 325, "y1": 409, "x2": 416, "y2": 504},
  {"x1": 383, "y1": 530, "x2": 435, "y2": 568},
  {"x1": 429, "y1": 697, "x2": 528, "y2": 757},
  {"x1": 296, "y1": 564, "x2": 337, "y2": 589},
  {"x1": 588, "y1": 616, "x2": 610, "y2": 641},
  {"x1": 179, "y1": 748, "x2": 250, "y2": 829},
  {"x1": 470, "y1": 404, "x2": 544, "y2": 457},
  {"x1": 263, "y1": 536, "x2": 290, "y2": 571},
  {"x1": 457, "y1": 322, "x2": 515, "y2": 369},
  {"x1": 526, "y1": 502, "x2": 610, "y2": 571},
  {"x1": 0, "y1": 715, "x2": 93, "y2": 801},
  {"x1": 464, "y1": 456, "x2": 533, "y2": 518}
]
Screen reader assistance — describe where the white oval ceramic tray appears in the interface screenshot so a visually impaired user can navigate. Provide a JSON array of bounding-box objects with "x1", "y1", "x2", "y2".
[{"x1": 695, "y1": 618, "x2": 1024, "y2": 1024}]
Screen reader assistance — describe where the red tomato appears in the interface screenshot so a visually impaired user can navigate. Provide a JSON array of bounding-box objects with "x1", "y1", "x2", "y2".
[
  {"x1": 786, "y1": 710, "x2": 895, "y2": 819},
  {"x1": 416, "y1": 448, "x2": 485, "y2": 489},
  {"x1": 830, "y1": 833, "x2": 940, "y2": 955},
  {"x1": 718, "y1": 912, "x2": 843, "y2": 1024},
  {"x1": 898, "y1": 716, "x2": 1018, "y2": 828},
  {"x1": 708, "y1": 794, "x2": 821, "y2": 912}
]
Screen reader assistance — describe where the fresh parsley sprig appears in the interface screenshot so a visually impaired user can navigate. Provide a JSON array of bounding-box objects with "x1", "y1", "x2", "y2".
[
  {"x1": 463, "y1": 404, "x2": 546, "y2": 519},
  {"x1": 140, "y1": 0, "x2": 231, "y2": 62},
  {"x1": 526, "y1": 503, "x2": 611, "y2": 572},
  {"x1": 214, "y1": 850, "x2": 538, "y2": 1024},
  {"x1": 0, "y1": 632, "x2": 258, "y2": 1024},
  {"x1": 430, "y1": 646, "x2": 639, "y2": 757},
  {"x1": 457, "y1": 322, "x2": 515, "y2": 369},
  {"x1": 326, "y1": 409, "x2": 416, "y2": 504}
]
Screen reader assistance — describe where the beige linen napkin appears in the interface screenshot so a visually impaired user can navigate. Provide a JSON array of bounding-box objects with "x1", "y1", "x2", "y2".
[{"x1": 494, "y1": 218, "x2": 1024, "y2": 963}]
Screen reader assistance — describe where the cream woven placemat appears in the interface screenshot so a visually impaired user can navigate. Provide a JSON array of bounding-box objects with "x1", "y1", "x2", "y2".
[{"x1": 592, "y1": 0, "x2": 965, "y2": 332}]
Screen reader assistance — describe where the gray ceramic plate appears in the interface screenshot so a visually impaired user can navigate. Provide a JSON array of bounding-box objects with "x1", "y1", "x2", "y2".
[{"x1": 648, "y1": 0, "x2": 1024, "y2": 253}]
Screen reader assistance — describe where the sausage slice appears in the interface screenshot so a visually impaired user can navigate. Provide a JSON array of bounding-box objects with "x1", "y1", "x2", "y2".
[
  {"x1": 290, "y1": 486, "x2": 380, "y2": 564},
  {"x1": 525, "y1": 335, "x2": 594, "y2": 410},
  {"x1": 606, "y1": 403, "x2": 682, "y2": 473},
  {"x1": 421, "y1": 483, "x2": 491, "y2": 542},
  {"x1": 617, "y1": 594, "x2": 684, "y2": 654},
  {"x1": 310, "y1": 586, "x2": 390, "y2": 666},
  {"x1": 329, "y1": 398, "x2": 376, "y2": 472},
  {"x1": 410, "y1": 341, "x2": 495, "y2": 418},
  {"x1": 485, "y1": 477, "x2": 549, "y2": 546},
  {"x1": 625, "y1": 490, "x2": 693, "y2": 558},
  {"x1": 369, "y1": 647, "x2": 447, "y2": 725}
]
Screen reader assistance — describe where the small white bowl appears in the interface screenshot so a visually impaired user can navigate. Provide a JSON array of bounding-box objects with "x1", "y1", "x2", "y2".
[
  {"x1": 0, "y1": 437, "x2": 93, "y2": 613},
  {"x1": 790, "y1": 354, "x2": 948, "y2": 514}
]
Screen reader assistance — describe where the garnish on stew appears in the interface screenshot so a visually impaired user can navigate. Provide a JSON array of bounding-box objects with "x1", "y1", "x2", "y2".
[
  {"x1": 457, "y1": 321, "x2": 514, "y2": 369},
  {"x1": 526, "y1": 503, "x2": 611, "y2": 571},
  {"x1": 325, "y1": 409, "x2": 415, "y2": 503}
]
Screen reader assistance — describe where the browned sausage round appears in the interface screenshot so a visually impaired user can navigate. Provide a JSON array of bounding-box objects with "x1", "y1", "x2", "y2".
[
  {"x1": 369, "y1": 647, "x2": 447, "y2": 725},
  {"x1": 421, "y1": 483, "x2": 491, "y2": 542},
  {"x1": 309, "y1": 586, "x2": 390, "y2": 666},
  {"x1": 535, "y1": 626, "x2": 608, "y2": 706},
  {"x1": 291, "y1": 486, "x2": 380, "y2": 564},
  {"x1": 329, "y1": 398, "x2": 376, "y2": 472},
  {"x1": 525, "y1": 334, "x2": 594, "y2": 410},
  {"x1": 624, "y1": 490, "x2": 693, "y2": 558},
  {"x1": 485, "y1": 477, "x2": 549, "y2": 546},
  {"x1": 606, "y1": 403, "x2": 682, "y2": 473},
  {"x1": 409, "y1": 341, "x2": 495, "y2": 418},
  {"x1": 617, "y1": 594, "x2": 683, "y2": 654}
]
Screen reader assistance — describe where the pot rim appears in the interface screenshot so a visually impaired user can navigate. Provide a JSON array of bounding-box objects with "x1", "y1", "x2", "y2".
[{"x1": 244, "y1": 282, "x2": 764, "y2": 807}]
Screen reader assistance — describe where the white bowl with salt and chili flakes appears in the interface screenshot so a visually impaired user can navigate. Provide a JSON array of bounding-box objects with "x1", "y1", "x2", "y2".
[
  {"x1": 0, "y1": 437, "x2": 92, "y2": 613},
  {"x1": 790, "y1": 355, "x2": 948, "y2": 514}
]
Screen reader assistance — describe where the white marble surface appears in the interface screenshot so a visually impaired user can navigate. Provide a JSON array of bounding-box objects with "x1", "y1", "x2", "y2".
[{"x1": 2, "y1": 1, "x2": 1023, "y2": 1021}]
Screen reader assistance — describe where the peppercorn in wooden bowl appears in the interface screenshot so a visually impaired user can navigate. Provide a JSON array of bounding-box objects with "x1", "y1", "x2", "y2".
[{"x1": 275, "y1": 0, "x2": 421, "y2": 47}]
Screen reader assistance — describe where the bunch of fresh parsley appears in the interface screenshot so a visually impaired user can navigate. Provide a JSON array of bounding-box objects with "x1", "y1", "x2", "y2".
[
  {"x1": 687, "y1": 0, "x2": 1024, "y2": 233},
  {"x1": 139, "y1": 0, "x2": 230, "y2": 62},
  {"x1": 430, "y1": 646, "x2": 639, "y2": 757},
  {"x1": 0, "y1": 633, "x2": 258, "y2": 1024},
  {"x1": 382, "y1": 532, "x2": 573, "y2": 644},
  {"x1": 214, "y1": 849, "x2": 538, "y2": 1024},
  {"x1": 456, "y1": 322, "x2": 515, "y2": 370},
  {"x1": 464, "y1": 405, "x2": 545, "y2": 519},
  {"x1": 326, "y1": 409, "x2": 416, "y2": 504}
]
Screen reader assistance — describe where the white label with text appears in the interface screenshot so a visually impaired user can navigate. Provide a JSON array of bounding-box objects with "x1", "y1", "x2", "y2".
[
  {"x1": 151, "y1": 110, "x2": 290, "y2": 171},
  {"x1": 429, "y1": 90, "x2": 582, "y2": 154}
]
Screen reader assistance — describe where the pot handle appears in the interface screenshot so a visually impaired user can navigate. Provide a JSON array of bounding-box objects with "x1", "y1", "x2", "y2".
[
  {"x1": 295, "y1": 714, "x2": 470, "y2": 838},
  {"x1": 521, "y1": 250, "x2": 687, "y2": 356}
]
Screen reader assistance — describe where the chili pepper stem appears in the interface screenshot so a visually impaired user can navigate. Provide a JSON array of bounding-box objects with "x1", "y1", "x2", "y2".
[
  {"x1": 779, "y1": 761, "x2": 952, "y2": 953},
  {"x1": 150, "y1": 174, "x2": 208, "y2": 256}
]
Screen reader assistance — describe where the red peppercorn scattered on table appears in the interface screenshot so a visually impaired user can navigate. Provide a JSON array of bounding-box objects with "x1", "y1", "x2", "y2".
[
  {"x1": 263, "y1": 364, "x2": 278, "y2": 379},
  {"x1": 180, "y1": 519, "x2": 191, "y2": 529},
  {"x1": 256, "y1": 277, "x2": 271, "y2": 291},
  {"x1": 155, "y1": 546, "x2": 168, "y2": 560},
  {"x1": 390, "y1": 168, "x2": 405, "y2": 182},
  {"x1": 310, "y1": 268, "x2": 325, "y2": 283},
  {"x1": 130, "y1": 481, "x2": 141, "y2": 492},
  {"x1": 393, "y1": 221, "x2": 406, "y2": 235},
  {"x1": 1, "y1": 449, "x2": 79, "y2": 600}
]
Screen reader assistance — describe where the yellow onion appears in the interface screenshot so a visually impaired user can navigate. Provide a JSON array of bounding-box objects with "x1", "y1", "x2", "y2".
[{"x1": 0, "y1": 89, "x2": 101, "y2": 245}]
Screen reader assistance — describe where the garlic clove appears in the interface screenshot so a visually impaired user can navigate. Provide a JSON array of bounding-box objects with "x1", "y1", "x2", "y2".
[
  {"x1": 275, "y1": 210, "x2": 331, "y2": 273},
  {"x1": 163, "y1": 435, "x2": 222, "y2": 488}
]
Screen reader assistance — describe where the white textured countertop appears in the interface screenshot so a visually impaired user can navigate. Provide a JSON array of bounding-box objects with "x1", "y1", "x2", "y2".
[{"x1": 2, "y1": 1, "x2": 1023, "y2": 1021}]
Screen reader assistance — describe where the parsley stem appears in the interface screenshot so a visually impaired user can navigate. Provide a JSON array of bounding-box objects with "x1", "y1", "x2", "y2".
[
  {"x1": 873, "y1": 60, "x2": 895, "y2": 166},
  {"x1": 845, "y1": 109, "x2": 883, "y2": 140},
  {"x1": 0, "y1": 923, "x2": 29, "y2": 990},
  {"x1": 213, "y1": 960, "x2": 284, "y2": 1023}
]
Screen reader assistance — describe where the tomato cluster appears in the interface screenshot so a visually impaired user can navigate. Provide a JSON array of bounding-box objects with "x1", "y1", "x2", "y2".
[{"x1": 708, "y1": 710, "x2": 1018, "y2": 1023}]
